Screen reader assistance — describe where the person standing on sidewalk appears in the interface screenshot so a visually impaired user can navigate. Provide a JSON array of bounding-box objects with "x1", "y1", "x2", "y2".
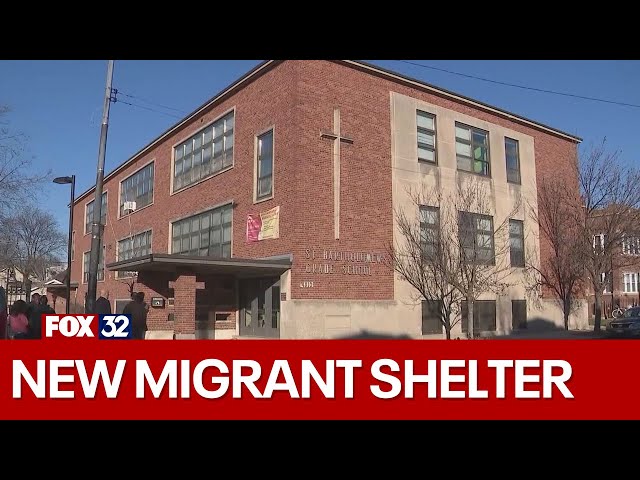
[{"x1": 123, "y1": 292, "x2": 148, "y2": 340}]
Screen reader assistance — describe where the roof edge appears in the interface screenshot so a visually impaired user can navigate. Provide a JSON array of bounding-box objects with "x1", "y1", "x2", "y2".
[
  {"x1": 75, "y1": 59, "x2": 281, "y2": 204},
  {"x1": 76, "y1": 59, "x2": 581, "y2": 204},
  {"x1": 338, "y1": 60, "x2": 582, "y2": 143},
  {"x1": 106, "y1": 253, "x2": 293, "y2": 271}
]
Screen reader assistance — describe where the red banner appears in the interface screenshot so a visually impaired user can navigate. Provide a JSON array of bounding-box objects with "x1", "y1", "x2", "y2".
[{"x1": 1, "y1": 339, "x2": 638, "y2": 420}]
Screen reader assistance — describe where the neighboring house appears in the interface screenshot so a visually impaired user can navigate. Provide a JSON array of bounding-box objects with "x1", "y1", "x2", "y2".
[
  {"x1": 44, "y1": 268, "x2": 80, "y2": 313},
  {"x1": 0, "y1": 267, "x2": 29, "y2": 304},
  {"x1": 1, "y1": 261, "x2": 69, "y2": 307},
  {"x1": 69, "y1": 60, "x2": 584, "y2": 340},
  {"x1": 588, "y1": 228, "x2": 640, "y2": 318}
]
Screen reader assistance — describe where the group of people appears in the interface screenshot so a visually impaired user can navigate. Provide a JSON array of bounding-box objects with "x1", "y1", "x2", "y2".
[
  {"x1": 95, "y1": 289, "x2": 149, "y2": 340},
  {"x1": 0, "y1": 286, "x2": 149, "y2": 340},
  {"x1": 1, "y1": 292, "x2": 55, "y2": 340}
]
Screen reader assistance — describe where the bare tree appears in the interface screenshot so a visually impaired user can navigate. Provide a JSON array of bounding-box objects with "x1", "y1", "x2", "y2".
[
  {"x1": 0, "y1": 105, "x2": 51, "y2": 216},
  {"x1": 451, "y1": 180, "x2": 520, "y2": 338},
  {"x1": 388, "y1": 187, "x2": 463, "y2": 339},
  {"x1": 390, "y1": 179, "x2": 519, "y2": 339},
  {"x1": 524, "y1": 175, "x2": 585, "y2": 330},
  {"x1": 4, "y1": 207, "x2": 67, "y2": 294},
  {"x1": 577, "y1": 139, "x2": 640, "y2": 332},
  {"x1": 118, "y1": 270, "x2": 138, "y2": 299}
]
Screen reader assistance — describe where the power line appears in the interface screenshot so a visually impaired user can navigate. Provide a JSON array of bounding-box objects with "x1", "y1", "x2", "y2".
[
  {"x1": 117, "y1": 90, "x2": 188, "y2": 114},
  {"x1": 395, "y1": 60, "x2": 640, "y2": 109},
  {"x1": 115, "y1": 98, "x2": 183, "y2": 119}
]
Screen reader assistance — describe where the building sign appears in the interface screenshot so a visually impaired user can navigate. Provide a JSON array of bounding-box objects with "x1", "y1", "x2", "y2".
[
  {"x1": 303, "y1": 248, "x2": 387, "y2": 277},
  {"x1": 247, "y1": 206, "x2": 280, "y2": 242}
]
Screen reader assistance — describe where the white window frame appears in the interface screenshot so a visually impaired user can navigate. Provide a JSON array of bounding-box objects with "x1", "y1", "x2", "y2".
[
  {"x1": 623, "y1": 272, "x2": 639, "y2": 293},
  {"x1": 622, "y1": 235, "x2": 640, "y2": 256},
  {"x1": 254, "y1": 126, "x2": 275, "y2": 202},
  {"x1": 601, "y1": 272, "x2": 611, "y2": 294},
  {"x1": 416, "y1": 110, "x2": 437, "y2": 164},
  {"x1": 82, "y1": 247, "x2": 106, "y2": 284},
  {"x1": 118, "y1": 160, "x2": 155, "y2": 218},
  {"x1": 593, "y1": 233, "x2": 606, "y2": 253},
  {"x1": 85, "y1": 191, "x2": 108, "y2": 235},
  {"x1": 116, "y1": 229, "x2": 152, "y2": 279}
]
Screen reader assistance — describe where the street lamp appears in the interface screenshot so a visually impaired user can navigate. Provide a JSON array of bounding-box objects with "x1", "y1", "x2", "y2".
[{"x1": 53, "y1": 175, "x2": 75, "y2": 314}]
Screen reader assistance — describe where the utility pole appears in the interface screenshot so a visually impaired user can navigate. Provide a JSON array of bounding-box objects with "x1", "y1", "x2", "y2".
[{"x1": 86, "y1": 60, "x2": 115, "y2": 313}]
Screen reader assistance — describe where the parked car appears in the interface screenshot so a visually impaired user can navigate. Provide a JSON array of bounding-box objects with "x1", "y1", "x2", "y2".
[{"x1": 606, "y1": 306, "x2": 640, "y2": 338}]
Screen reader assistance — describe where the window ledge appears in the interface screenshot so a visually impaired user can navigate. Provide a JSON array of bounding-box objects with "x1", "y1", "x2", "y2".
[
  {"x1": 171, "y1": 165, "x2": 234, "y2": 197},
  {"x1": 118, "y1": 202, "x2": 154, "y2": 221},
  {"x1": 253, "y1": 194, "x2": 274, "y2": 205}
]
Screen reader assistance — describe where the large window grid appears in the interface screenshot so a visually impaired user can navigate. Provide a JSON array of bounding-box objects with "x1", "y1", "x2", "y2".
[
  {"x1": 171, "y1": 204, "x2": 232, "y2": 258},
  {"x1": 85, "y1": 192, "x2": 107, "y2": 234},
  {"x1": 417, "y1": 111, "x2": 437, "y2": 163},
  {"x1": 120, "y1": 162, "x2": 154, "y2": 216},
  {"x1": 117, "y1": 230, "x2": 152, "y2": 278},
  {"x1": 83, "y1": 246, "x2": 105, "y2": 283},
  {"x1": 174, "y1": 112, "x2": 234, "y2": 192},
  {"x1": 459, "y1": 212, "x2": 495, "y2": 265},
  {"x1": 455, "y1": 123, "x2": 490, "y2": 176},
  {"x1": 257, "y1": 129, "x2": 274, "y2": 199}
]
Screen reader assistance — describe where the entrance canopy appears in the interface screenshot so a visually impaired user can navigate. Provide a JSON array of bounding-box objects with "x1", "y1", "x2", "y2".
[{"x1": 106, "y1": 253, "x2": 292, "y2": 278}]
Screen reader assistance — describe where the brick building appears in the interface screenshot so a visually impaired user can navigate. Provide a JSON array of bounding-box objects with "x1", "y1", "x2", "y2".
[
  {"x1": 69, "y1": 60, "x2": 585, "y2": 339},
  {"x1": 589, "y1": 228, "x2": 640, "y2": 319}
]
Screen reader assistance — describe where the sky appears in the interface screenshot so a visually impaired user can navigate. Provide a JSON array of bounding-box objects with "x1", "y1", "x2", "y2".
[{"x1": 1, "y1": 59, "x2": 638, "y2": 231}]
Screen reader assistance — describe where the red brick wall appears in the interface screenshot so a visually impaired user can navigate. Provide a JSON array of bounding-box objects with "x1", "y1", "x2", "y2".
[
  {"x1": 290, "y1": 61, "x2": 580, "y2": 301},
  {"x1": 71, "y1": 60, "x2": 581, "y2": 307},
  {"x1": 71, "y1": 61, "x2": 300, "y2": 309}
]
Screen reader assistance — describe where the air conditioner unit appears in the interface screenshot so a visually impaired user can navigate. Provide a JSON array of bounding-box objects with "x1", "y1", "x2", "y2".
[{"x1": 123, "y1": 201, "x2": 137, "y2": 214}]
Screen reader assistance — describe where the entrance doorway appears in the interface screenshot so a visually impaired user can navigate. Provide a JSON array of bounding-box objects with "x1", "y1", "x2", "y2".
[{"x1": 239, "y1": 277, "x2": 280, "y2": 338}]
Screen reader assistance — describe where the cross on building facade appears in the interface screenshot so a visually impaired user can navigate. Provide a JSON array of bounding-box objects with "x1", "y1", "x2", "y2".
[{"x1": 321, "y1": 108, "x2": 353, "y2": 240}]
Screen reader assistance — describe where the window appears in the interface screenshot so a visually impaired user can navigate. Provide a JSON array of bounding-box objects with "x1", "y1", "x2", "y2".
[
  {"x1": 505, "y1": 137, "x2": 521, "y2": 184},
  {"x1": 512, "y1": 300, "x2": 527, "y2": 330},
  {"x1": 593, "y1": 234, "x2": 606, "y2": 253},
  {"x1": 459, "y1": 212, "x2": 495, "y2": 264},
  {"x1": 622, "y1": 236, "x2": 640, "y2": 255},
  {"x1": 509, "y1": 219, "x2": 525, "y2": 267},
  {"x1": 174, "y1": 111, "x2": 234, "y2": 192},
  {"x1": 85, "y1": 192, "x2": 107, "y2": 234},
  {"x1": 256, "y1": 129, "x2": 274, "y2": 199},
  {"x1": 83, "y1": 246, "x2": 105, "y2": 283},
  {"x1": 623, "y1": 273, "x2": 639, "y2": 293},
  {"x1": 420, "y1": 206, "x2": 439, "y2": 258},
  {"x1": 455, "y1": 123, "x2": 490, "y2": 176},
  {"x1": 461, "y1": 300, "x2": 496, "y2": 333},
  {"x1": 71, "y1": 232, "x2": 75, "y2": 261},
  {"x1": 171, "y1": 203, "x2": 232, "y2": 258},
  {"x1": 117, "y1": 230, "x2": 152, "y2": 278},
  {"x1": 120, "y1": 162, "x2": 154, "y2": 216},
  {"x1": 422, "y1": 300, "x2": 442, "y2": 334},
  {"x1": 417, "y1": 110, "x2": 436, "y2": 163}
]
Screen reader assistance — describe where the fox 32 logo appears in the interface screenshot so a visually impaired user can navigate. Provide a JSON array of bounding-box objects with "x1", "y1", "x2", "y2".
[{"x1": 99, "y1": 314, "x2": 132, "y2": 339}]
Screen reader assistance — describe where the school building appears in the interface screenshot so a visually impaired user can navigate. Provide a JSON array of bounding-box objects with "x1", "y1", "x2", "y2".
[{"x1": 68, "y1": 60, "x2": 587, "y2": 339}]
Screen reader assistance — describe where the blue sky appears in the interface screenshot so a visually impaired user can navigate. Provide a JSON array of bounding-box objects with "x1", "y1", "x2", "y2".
[{"x1": 1, "y1": 59, "x2": 638, "y2": 231}]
